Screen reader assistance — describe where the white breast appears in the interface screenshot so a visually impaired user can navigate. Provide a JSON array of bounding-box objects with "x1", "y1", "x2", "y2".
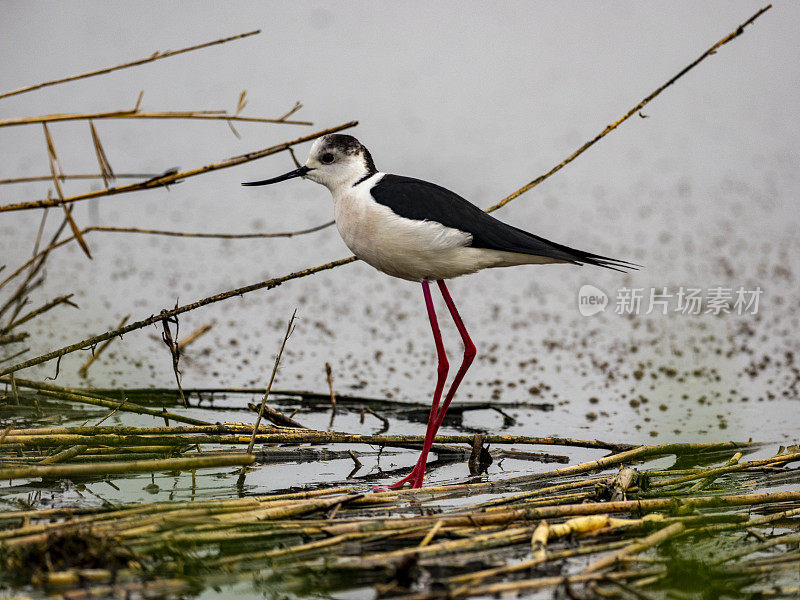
[
  {"x1": 330, "y1": 173, "x2": 558, "y2": 281},
  {"x1": 332, "y1": 174, "x2": 481, "y2": 281}
]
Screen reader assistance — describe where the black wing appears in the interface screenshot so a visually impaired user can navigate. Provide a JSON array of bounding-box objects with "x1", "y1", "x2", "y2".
[{"x1": 370, "y1": 175, "x2": 637, "y2": 271}]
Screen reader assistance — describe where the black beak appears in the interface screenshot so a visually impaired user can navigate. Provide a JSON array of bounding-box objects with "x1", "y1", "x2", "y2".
[{"x1": 242, "y1": 165, "x2": 311, "y2": 186}]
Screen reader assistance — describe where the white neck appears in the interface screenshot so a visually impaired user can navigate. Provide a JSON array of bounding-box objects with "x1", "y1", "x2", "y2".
[{"x1": 328, "y1": 172, "x2": 384, "y2": 201}]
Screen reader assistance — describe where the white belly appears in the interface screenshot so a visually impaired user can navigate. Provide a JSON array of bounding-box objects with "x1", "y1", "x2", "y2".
[{"x1": 333, "y1": 183, "x2": 554, "y2": 281}]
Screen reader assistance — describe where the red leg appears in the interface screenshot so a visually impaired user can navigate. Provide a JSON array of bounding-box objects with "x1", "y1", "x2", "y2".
[
  {"x1": 430, "y1": 280, "x2": 476, "y2": 434},
  {"x1": 385, "y1": 280, "x2": 477, "y2": 489},
  {"x1": 407, "y1": 281, "x2": 476, "y2": 487},
  {"x1": 387, "y1": 280, "x2": 449, "y2": 489}
]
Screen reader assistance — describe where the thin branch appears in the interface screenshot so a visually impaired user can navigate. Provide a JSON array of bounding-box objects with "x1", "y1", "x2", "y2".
[
  {"x1": 3, "y1": 294, "x2": 78, "y2": 332},
  {"x1": 0, "y1": 332, "x2": 29, "y2": 346},
  {"x1": 30, "y1": 209, "x2": 48, "y2": 259},
  {"x1": 485, "y1": 4, "x2": 772, "y2": 213},
  {"x1": 238, "y1": 310, "x2": 297, "y2": 486},
  {"x1": 0, "y1": 257, "x2": 356, "y2": 377},
  {"x1": 0, "y1": 221, "x2": 335, "y2": 291},
  {"x1": 0, "y1": 212, "x2": 70, "y2": 335},
  {"x1": 81, "y1": 222, "x2": 336, "y2": 239},
  {"x1": 89, "y1": 120, "x2": 115, "y2": 188},
  {"x1": 278, "y1": 101, "x2": 304, "y2": 122},
  {"x1": 160, "y1": 312, "x2": 187, "y2": 408},
  {"x1": 246, "y1": 310, "x2": 297, "y2": 456},
  {"x1": 246, "y1": 402, "x2": 306, "y2": 428},
  {"x1": 0, "y1": 454, "x2": 253, "y2": 481},
  {"x1": 0, "y1": 121, "x2": 357, "y2": 213},
  {"x1": 176, "y1": 323, "x2": 212, "y2": 352},
  {"x1": 78, "y1": 315, "x2": 130, "y2": 377},
  {"x1": 326, "y1": 362, "x2": 337, "y2": 429},
  {"x1": 0, "y1": 347, "x2": 29, "y2": 365},
  {"x1": 2, "y1": 377, "x2": 209, "y2": 425},
  {"x1": 43, "y1": 124, "x2": 92, "y2": 258},
  {"x1": 0, "y1": 173, "x2": 160, "y2": 185},
  {"x1": 0, "y1": 30, "x2": 261, "y2": 100},
  {"x1": 0, "y1": 108, "x2": 313, "y2": 128}
]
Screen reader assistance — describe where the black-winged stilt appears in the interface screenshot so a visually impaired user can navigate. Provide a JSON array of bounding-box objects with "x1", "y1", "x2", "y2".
[{"x1": 243, "y1": 134, "x2": 634, "y2": 489}]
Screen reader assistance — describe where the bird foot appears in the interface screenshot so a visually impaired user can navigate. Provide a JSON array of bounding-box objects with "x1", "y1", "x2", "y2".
[{"x1": 380, "y1": 464, "x2": 425, "y2": 490}]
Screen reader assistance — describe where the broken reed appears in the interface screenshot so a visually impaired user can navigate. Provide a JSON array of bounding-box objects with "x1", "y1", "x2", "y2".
[{"x1": 0, "y1": 439, "x2": 796, "y2": 598}]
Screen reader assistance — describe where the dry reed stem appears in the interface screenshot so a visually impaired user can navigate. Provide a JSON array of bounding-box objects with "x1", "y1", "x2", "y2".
[
  {"x1": 78, "y1": 315, "x2": 130, "y2": 377},
  {"x1": 688, "y1": 451, "x2": 742, "y2": 492},
  {"x1": 1, "y1": 377, "x2": 209, "y2": 425},
  {"x1": 38, "y1": 444, "x2": 88, "y2": 464},
  {"x1": 0, "y1": 453, "x2": 253, "y2": 481},
  {"x1": 448, "y1": 539, "x2": 632, "y2": 589},
  {"x1": 0, "y1": 431, "x2": 632, "y2": 451},
  {"x1": 326, "y1": 362, "x2": 337, "y2": 429},
  {"x1": 246, "y1": 310, "x2": 296, "y2": 456},
  {"x1": 710, "y1": 531, "x2": 800, "y2": 565},
  {"x1": 406, "y1": 568, "x2": 663, "y2": 600},
  {"x1": 418, "y1": 519, "x2": 444, "y2": 548},
  {"x1": 0, "y1": 121, "x2": 357, "y2": 213},
  {"x1": 159, "y1": 313, "x2": 187, "y2": 407},
  {"x1": 0, "y1": 108, "x2": 313, "y2": 128},
  {"x1": 1, "y1": 424, "x2": 631, "y2": 454},
  {"x1": 0, "y1": 418, "x2": 666, "y2": 452},
  {"x1": 80, "y1": 222, "x2": 336, "y2": 239},
  {"x1": 88, "y1": 120, "x2": 115, "y2": 188},
  {"x1": 692, "y1": 506, "x2": 800, "y2": 536},
  {"x1": 0, "y1": 173, "x2": 160, "y2": 184},
  {"x1": 176, "y1": 323, "x2": 212, "y2": 351},
  {"x1": 0, "y1": 332, "x2": 29, "y2": 345},
  {"x1": 0, "y1": 210, "x2": 71, "y2": 309},
  {"x1": 2, "y1": 293, "x2": 77, "y2": 332},
  {"x1": 247, "y1": 402, "x2": 307, "y2": 428},
  {"x1": 0, "y1": 346, "x2": 29, "y2": 364},
  {"x1": 486, "y1": 4, "x2": 772, "y2": 213},
  {"x1": 0, "y1": 30, "x2": 261, "y2": 100},
  {"x1": 0, "y1": 221, "x2": 334, "y2": 291},
  {"x1": 647, "y1": 451, "x2": 800, "y2": 489},
  {"x1": 473, "y1": 476, "x2": 608, "y2": 509},
  {"x1": 497, "y1": 441, "x2": 754, "y2": 487},
  {"x1": 0, "y1": 256, "x2": 356, "y2": 377},
  {"x1": 42, "y1": 123, "x2": 93, "y2": 259},
  {"x1": 583, "y1": 522, "x2": 685, "y2": 572},
  {"x1": 322, "y1": 490, "x2": 800, "y2": 535},
  {"x1": 339, "y1": 525, "x2": 536, "y2": 568},
  {"x1": 0, "y1": 487, "x2": 358, "y2": 539}
]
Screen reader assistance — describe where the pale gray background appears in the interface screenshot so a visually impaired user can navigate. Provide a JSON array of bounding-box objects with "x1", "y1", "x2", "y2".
[{"x1": 1, "y1": 2, "x2": 798, "y2": 444}]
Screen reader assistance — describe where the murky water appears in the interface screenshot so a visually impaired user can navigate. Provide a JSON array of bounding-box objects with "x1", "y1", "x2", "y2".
[{"x1": 1, "y1": 2, "x2": 798, "y2": 470}]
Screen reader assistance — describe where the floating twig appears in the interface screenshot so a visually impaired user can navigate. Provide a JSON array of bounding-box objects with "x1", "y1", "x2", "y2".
[
  {"x1": 0, "y1": 453, "x2": 253, "y2": 482},
  {"x1": 1, "y1": 377, "x2": 209, "y2": 425}
]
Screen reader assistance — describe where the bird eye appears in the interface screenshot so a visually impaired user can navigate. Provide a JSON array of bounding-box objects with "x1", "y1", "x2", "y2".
[{"x1": 321, "y1": 153, "x2": 335, "y2": 164}]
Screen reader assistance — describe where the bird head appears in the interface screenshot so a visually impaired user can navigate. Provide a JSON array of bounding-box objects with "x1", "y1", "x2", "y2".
[{"x1": 242, "y1": 134, "x2": 377, "y2": 193}]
